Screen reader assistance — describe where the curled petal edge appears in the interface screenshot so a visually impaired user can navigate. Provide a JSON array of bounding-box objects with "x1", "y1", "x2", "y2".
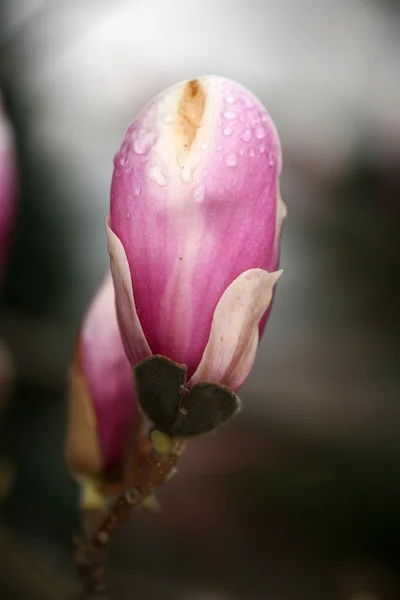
[
  {"x1": 189, "y1": 268, "x2": 282, "y2": 392},
  {"x1": 106, "y1": 216, "x2": 152, "y2": 365}
]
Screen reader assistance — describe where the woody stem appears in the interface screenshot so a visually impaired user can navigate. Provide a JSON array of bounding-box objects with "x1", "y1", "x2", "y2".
[{"x1": 73, "y1": 435, "x2": 186, "y2": 599}]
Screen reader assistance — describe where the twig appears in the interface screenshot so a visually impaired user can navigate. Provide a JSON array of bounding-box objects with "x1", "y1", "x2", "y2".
[{"x1": 73, "y1": 433, "x2": 185, "y2": 599}]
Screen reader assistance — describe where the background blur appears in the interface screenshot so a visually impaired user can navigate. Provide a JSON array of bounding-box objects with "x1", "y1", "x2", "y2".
[{"x1": 0, "y1": 1, "x2": 399, "y2": 599}]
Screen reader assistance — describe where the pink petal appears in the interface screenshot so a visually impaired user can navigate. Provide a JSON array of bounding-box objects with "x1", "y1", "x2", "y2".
[
  {"x1": 110, "y1": 76, "x2": 282, "y2": 377},
  {"x1": 0, "y1": 97, "x2": 17, "y2": 280},
  {"x1": 80, "y1": 273, "x2": 137, "y2": 472},
  {"x1": 106, "y1": 216, "x2": 152, "y2": 365},
  {"x1": 189, "y1": 268, "x2": 282, "y2": 392}
]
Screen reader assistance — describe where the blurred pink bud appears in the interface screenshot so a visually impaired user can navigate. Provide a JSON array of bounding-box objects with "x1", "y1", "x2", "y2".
[
  {"x1": 66, "y1": 274, "x2": 136, "y2": 477},
  {"x1": 108, "y1": 76, "x2": 286, "y2": 394},
  {"x1": 0, "y1": 97, "x2": 17, "y2": 281}
]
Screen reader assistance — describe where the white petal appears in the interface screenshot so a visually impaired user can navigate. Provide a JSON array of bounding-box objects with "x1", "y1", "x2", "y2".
[
  {"x1": 278, "y1": 193, "x2": 288, "y2": 235},
  {"x1": 106, "y1": 216, "x2": 152, "y2": 364},
  {"x1": 189, "y1": 268, "x2": 282, "y2": 391}
]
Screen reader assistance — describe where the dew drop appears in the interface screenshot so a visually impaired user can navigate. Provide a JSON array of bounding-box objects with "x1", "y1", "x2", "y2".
[
  {"x1": 202, "y1": 142, "x2": 208, "y2": 150},
  {"x1": 241, "y1": 94, "x2": 254, "y2": 109},
  {"x1": 133, "y1": 131, "x2": 156, "y2": 155},
  {"x1": 149, "y1": 165, "x2": 167, "y2": 186},
  {"x1": 223, "y1": 126, "x2": 233, "y2": 136},
  {"x1": 126, "y1": 211, "x2": 131, "y2": 219},
  {"x1": 240, "y1": 129, "x2": 252, "y2": 142},
  {"x1": 133, "y1": 184, "x2": 141, "y2": 197},
  {"x1": 223, "y1": 111, "x2": 236, "y2": 120},
  {"x1": 163, "y1": 113, "x2": 174, "y2": 124},
  {"x1": 119, "y1": 157, "x2": 125, "y2": 166},
  {"x1": 225, "y1": 152, "x2": 237, "y2": 167},
  {"x1": 268, "y1": 152, "x2": 275, "y2": 166},
  {"x1": 249, "y1": 147, "x2": 256, "y2": 157},
  {"x1": 259, "y1": 143, "x2": 266, "y2": 153},
  {"x1": 193, "y1": 184, "x2": 206, "y2": 203},
  {"x1": 226, "y1": 93, "x2": 237, "y2": 104},
  {"x1": 250, "y1": 111, "x2": 261, "y2": 125},
  {"x1": 255, "y1": 124, "x2": 266, "y2": 139},
  {"x1": 239, "y1": 149, "x2": 244, "y2": 156}
]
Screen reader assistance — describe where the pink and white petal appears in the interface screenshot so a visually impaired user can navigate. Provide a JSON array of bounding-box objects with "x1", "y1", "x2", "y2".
[
  {"x1": 80, "y1": 273, "x2": 136, "y2": 472},
  {"x1": 189, "y1": 268, "x2": 282, "y2": 392},
  {"x1": 277, "y1": 193, "x2": 288, "y2": 239},
  {"x1": 0, "y1": 98, "x2": 17, "y2": 279},
  {"x1": 106, "y1": 216, "x2": 152, "y2": 365},
  {"x1": 258, "y1": 193, "x2": 287, "y2": 336},
  {"x1": 110, "y1": 76, "x2": 282, "y2": 378}
]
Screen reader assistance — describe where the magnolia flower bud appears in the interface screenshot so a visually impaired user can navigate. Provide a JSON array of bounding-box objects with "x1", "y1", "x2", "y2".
[
  {"x1": 0, "y1": 97, "x2": 17, "y2": 411},
  {"x1": 0, "y1": 96, "x2": 17, "y2": 281},
  {"x1": 65, "y1": 274, "x2": 137, "y2": 478},
  {"x1": 107, "y1": 75, "x2": 286, "y2": 434}
]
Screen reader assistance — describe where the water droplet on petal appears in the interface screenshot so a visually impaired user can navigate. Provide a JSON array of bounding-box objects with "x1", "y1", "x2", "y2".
[
  {"x1": 193, "y1": 184, "x2": 206, "y2": 203},
  {"x1": 133, "y1": 184, "x2": 141, "y2": 197},
  {"x1": 250, "y1": 111, "x2": 261, "y2": 125},
  {"x1": 202, "y1": 142, "x2": 208, "y2": 150},
  {"x1": 225, "y1": 152, "x2": 237, "y2": 167},
  {"x1": 239, "y1": 149, "x2": 244, "y2": 156},
  {"x1": 249, "y1": 148, "x2": 256, "y2": 157},
  {"x1": 255, "y1": 124, "x2": 266, "y2": 139},
  {"x1": 240, "y1": 130, "x2": 252, "y2": 142},
  {"x1": 126, "y1": 211, "x2": 131, "y2": 219},
  {"x1": 223, "y1": 111, "x2": 236, "y2": 120},
  {"x1": 163, "y1": 113, "x2": 174, "y2": 124},
  {"x1": 226, "y1": 93, "x2": 237, "y2": 104},
  {"x1": 259, "y1": 143, "x2": 266, "y2": 153},
  {"x1": 133, "y1": 131, "x2": 156, "y2": 155},
  {"x1": 223, "y1": 126, "x2": 233, "y2": 136},
  {"x1": 268, "y1": 152, "x2": 275, "y2": 166},
  {"x1": 241, "y1": 94, "x2": 254, "y2": 108},
  {"x1": 119, "y1": 157, "x2": 125, "y2": 166},
  {"x1": 149, "y1": 165, "x2": 167, "y2": 186}
]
